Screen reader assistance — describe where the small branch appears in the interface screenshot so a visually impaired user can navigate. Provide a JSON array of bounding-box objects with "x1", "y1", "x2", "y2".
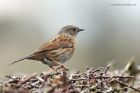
[
  {"x1": 115, "y1": 79, "x2": 140, "y2": 92},
  {"x1": 18, "y1": 73, "x2": 37, "y2": 86},
  {"x1": 104, "y1": 64, "x2": 111, "y2": 75}
]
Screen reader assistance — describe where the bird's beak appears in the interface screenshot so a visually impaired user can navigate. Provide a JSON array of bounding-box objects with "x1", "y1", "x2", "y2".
[{"x1": 79, "y1": 29, "x2": 84, "y2": 31}]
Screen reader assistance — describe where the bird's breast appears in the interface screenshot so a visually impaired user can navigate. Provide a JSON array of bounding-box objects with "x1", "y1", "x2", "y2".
[
  {"x1": 47, "y1": 48, "x2": 74, "y2": 63},
  {"x1": 43, "y1": 35, "x2": 76, "y2": 66}
]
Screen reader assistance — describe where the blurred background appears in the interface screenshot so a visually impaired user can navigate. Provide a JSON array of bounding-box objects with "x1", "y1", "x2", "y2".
[{"x1": 0, "y1": 0, "x2": 140, "y2": 76}]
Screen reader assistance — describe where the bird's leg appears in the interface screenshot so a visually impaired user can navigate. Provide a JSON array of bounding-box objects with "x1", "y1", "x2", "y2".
[
  {"x1": 49, "y1": 66, "x2": 57, "y2": 72},
  {"x1": 55, "y1": 64, "x2": 69, "y2": 71},
  {"x1": 53, "y1": 60, "x2": 68, "y2": 71},
  {"x1": 60, "y1": 65, "x2": 69, "y2": 71}
]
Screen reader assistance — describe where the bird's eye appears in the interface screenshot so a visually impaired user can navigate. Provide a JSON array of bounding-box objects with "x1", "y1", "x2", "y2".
[{"x1": 73, "y1": 28, "x2": 76, "y2": 31}]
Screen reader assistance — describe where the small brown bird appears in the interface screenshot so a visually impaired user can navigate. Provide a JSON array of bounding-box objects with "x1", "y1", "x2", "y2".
[{"x1": 9, "y1": 25, "x2": 84, "y2": 71}]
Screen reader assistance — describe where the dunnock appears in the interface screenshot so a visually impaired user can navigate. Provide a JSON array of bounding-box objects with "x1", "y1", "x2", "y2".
[{"x1": 9, "y1": 25, "x2": 84, "y2": 70}]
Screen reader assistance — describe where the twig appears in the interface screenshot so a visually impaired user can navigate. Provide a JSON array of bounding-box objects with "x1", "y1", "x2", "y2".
[
  {"x1": 115, "y1": 79, "x2": 140, "y2": 92},
  {"x1": 18, "y1": 73, "x2": 37, "y2": 85},
  {"x1": 104, "y1": 64, "x2": 111, "y2": 75}
]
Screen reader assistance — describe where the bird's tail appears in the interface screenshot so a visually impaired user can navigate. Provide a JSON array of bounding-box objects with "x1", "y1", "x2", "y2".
[{"x1": 9, "y1": 55, "x2": 31, "y2": 66}]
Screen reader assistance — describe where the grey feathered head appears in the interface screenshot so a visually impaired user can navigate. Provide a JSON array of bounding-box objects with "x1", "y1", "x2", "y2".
[{"x1": 58, "y1": 25, "x2": 84, "y2": 36}]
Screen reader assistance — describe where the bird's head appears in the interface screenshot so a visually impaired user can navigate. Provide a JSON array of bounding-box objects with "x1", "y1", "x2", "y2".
[{"x1": 58, "y1": 25, "x2": 84, "y2": 36}]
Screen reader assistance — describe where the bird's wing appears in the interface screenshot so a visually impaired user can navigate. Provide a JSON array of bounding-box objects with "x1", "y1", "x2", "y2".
[
  {"x1": 9, "y1": 35, "x2": 75, "y2": 65},
  {"x1": 33, "y1": 35, "x2": 74, "y2": 54}
]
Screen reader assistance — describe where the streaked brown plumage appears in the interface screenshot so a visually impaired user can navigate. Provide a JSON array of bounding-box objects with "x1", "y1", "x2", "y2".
[{"x1": 9, "y1": 25, "x2": 84, "y2": 70}]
